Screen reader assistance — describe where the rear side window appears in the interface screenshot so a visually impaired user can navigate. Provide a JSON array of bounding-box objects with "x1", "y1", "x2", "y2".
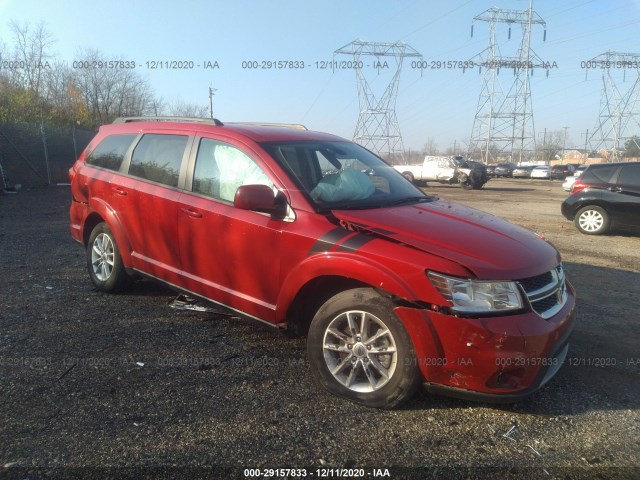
[
  {"x1": 86, "y1": 134, "x2": 137, "y2": 171},
  {"x1": 618, "y1": 165, "x2": 640, "y2": 187},
  {"x1": 129, "y1": 134, "x2": 188, "y2": 187},
  {"x1": 581, "y1": 165, "x2": 618, "y2": 184}
]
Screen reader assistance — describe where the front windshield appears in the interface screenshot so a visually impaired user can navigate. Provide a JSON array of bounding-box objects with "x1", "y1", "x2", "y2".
[{"x1": 260, "y1": 141, "x2": 433, "y2": 210}]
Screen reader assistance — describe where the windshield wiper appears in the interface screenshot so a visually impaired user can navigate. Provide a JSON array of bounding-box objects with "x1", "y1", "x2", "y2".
[{"x1": 387, "y1": 196, "x2": 435, "y2": 207}]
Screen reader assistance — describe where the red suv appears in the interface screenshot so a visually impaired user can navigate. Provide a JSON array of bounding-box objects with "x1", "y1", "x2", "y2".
[{"x1": 69, "y1": 117, "x2": 576, "y2": 408}]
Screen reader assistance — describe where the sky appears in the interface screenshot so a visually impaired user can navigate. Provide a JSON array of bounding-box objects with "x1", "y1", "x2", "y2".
[{"x1": 1, "y1": 0, "x2": 640, "y2": 152}]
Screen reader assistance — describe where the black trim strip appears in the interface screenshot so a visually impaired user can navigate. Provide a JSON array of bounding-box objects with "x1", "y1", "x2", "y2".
[
  {"x1": 308, "y1": 227, "x2": 351, "y2": 254},
  {"x1": 335, "y1": 234, "x2": 374, "y2": 253},
  {"x1": 370, "y1": 227, "x2": 396, "y2": 235}
]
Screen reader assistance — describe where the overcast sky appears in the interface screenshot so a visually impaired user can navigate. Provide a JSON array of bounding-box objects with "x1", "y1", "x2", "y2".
[{"x1": 2, "y1": 0, "x2": 640, "y2": 151}]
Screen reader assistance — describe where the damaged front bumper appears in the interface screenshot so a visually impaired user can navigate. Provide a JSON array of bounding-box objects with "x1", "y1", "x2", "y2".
[{"x1": 393, "y1": 283, "x2": 576, "y2": 403}]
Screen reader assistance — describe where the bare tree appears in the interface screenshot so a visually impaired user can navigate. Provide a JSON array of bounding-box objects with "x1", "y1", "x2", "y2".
[
  {"x1": 9, "y1": 21, "x2": 54, "y2": 96},
  {"x1": 538, "y1": 130, "x2": 565, "y2": 163},
  {"x1": 422, "y1": 137, "x2": 439, "y2": 155},
  {"x1": 73, "y1": 48, "x2": 155, "y2": 124},
  {"x1": 162, "y1": 97, "x2": 209, "y2": 118}
]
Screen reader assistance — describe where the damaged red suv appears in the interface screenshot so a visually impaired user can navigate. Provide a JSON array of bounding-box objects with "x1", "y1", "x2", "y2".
[{"x1": 69, "y1": 117, "x2": 575, "y2": 408}]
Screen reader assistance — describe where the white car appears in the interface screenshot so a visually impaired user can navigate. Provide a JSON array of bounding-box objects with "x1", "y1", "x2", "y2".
[
  {"x1": 562, "y1": 175, "x2": 577, "y2": 191},
  {"x1": 562, "y1": 165, "x2": 588, "y2": 191},
  {"x1": 530, "y1": 166, "x2": 551, "y2": 179}
]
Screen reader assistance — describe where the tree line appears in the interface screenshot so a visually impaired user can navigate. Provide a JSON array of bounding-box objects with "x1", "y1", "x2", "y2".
[{"x1": 0, "y1": 21, "x2": 208, "y2": 129}]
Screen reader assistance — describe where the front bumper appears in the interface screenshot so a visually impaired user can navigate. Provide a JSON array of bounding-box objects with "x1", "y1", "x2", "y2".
[{"x1": 394, "y1": 282, "x2": 576, "y2": 403}]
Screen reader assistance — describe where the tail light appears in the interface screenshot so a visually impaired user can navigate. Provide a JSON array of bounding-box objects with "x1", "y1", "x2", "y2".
[{"x1": 571, "y1": 178, "x2": 588, "y2": 195}]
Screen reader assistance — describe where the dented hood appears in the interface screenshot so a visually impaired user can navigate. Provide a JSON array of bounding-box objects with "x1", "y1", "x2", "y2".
[{"x1": 332, "y1": 199, "x2": 560, "y2": 280}]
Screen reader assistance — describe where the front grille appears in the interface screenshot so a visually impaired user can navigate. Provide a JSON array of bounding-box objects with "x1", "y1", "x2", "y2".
[{"x1": 517, "y1": 264, "x2": 567, "y2": 320}]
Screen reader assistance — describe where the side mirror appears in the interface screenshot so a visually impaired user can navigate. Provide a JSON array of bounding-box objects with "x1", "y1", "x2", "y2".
[{"x1": 234, "y1": 184, "x2": 287, "y2": 218}]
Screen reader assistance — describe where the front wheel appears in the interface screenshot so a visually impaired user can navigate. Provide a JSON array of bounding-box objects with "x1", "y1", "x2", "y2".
[
  {"x1": 574, "y1": 205, "x2": 609, "y2": 235},
  {"x1": 86, "y1": 222, "x2": 130, "y2": 292},
  {"x1": 307, "y1": 288, "x2": 420, "y2": 409}
]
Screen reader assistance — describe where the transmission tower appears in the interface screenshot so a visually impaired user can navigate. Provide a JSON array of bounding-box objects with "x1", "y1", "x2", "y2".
[
  {"x1": 587, "y1": 51, "x2": 640, "y2": 161},
  {"x1": 468, "y1": 6, "x2": 548, "y2": 164},
  {"x1": 334, "y1": 40, "x2": 421, "y2": 162}
]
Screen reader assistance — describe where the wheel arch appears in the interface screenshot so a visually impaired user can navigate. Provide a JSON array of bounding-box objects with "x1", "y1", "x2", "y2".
[
  {"x1": 83, "y1": 199, "x2": 133, "y2": 266},
  {"x1": 278, "y1": 255, "x2": 421, "y2": 337},
  {"x1": 285, "y1": 275, "x2": 370, "y2": 337}
]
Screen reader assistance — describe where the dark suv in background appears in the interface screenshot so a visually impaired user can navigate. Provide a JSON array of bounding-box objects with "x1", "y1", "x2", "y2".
[
  {"x1": 550, "y1": 164, "x2": 576, "y2": 180},
  {"x1": 561, "y1": 162, "x2": 640, "y2": 234}
]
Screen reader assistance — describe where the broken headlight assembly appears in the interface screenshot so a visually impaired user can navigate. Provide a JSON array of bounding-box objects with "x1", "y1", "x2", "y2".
[{"x1": 427, "y1": 272, "x2": 523, "y2": 315}]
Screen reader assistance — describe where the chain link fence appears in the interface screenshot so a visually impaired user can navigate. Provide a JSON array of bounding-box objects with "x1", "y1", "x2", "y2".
[{"x1": 0, "y1": 121, "x2": 95, "y2": 188}]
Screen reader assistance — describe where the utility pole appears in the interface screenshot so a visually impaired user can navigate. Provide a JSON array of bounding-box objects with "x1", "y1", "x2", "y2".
[
  {"x1": 582, "y1": 129, "x2": 589, "y2": 163},
  {"x1": 562, "y1": 126, "x2": 569, "y2": 164},
  {"x1": 209, "y1": 86, "x2": 217, "y2": 119}
]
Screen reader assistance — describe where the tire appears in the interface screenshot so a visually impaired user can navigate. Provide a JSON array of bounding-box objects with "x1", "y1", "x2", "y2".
[
  {"x1": 401, "y1": 171, "x2": 415, "y2": 184},
  {"x1": 307, "y1": 288, "x2": 421, "y2": 409},
  {"x1": 574, "y1": 205, "x2": 610, "y2": 235},
  {"x1": 86, "y1": 222, "x2": 130, "y2": 292}
]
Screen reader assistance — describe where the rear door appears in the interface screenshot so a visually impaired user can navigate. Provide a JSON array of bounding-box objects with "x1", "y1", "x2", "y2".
[
  {"x1": 122, "y1": 131, "x2": 194, "y2": 284},
  {"x1": 177, "y1": 136, "x2": 284, "y2": 322},
  {"x1": 612, "y1": 164, "x2": 640, "y2": 228}
]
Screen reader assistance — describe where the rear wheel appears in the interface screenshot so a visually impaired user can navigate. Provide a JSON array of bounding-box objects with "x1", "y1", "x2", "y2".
[
  {"x1": 574, "y1": 205, "x2": 609, "y2": 235},
  {"x1": 401, "y1": 171, "x2": 415, "y2": 184},
  {"x1": 87, "y1": 222, "x2": 130, "y2": 292},
  {"x1": 307, "y1": 288, "x2": 420, "y2": 409}
]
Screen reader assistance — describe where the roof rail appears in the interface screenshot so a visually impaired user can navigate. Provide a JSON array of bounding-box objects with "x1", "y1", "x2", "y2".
[
  {"x1": 112, "y1": 116, "x2": 224, "y2": 126},
  {"x1": 227, "y1": 122, "x2": 307, "y2": 130}
]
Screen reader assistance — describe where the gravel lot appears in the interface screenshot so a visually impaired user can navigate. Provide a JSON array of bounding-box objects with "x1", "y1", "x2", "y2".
[{"x1": 1, "y1": 179, "x2": 639, "y2": 480}]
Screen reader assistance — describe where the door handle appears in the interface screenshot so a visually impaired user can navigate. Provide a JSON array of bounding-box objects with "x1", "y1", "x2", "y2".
[
  {"x1": 112, "y1": 187, "x2": 127, "y2": 196},
  {"x1": 181, "y1": 208, "x2": 203, "y2": 218},
  {"x1": 607, "y1": 186, "x2": 622, "y2": 193}
]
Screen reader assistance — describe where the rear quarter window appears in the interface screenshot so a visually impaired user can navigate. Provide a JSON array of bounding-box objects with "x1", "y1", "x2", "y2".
[
  {"x1": 581, "y1": 165, "x2": 618, "y2": 184},
  {"x1": 128, "y1": 134, "x2": 188, "y2": 187},
  {"x1": 86, "y1": 134, "x2": 137, "y2": 171},
  {"x1": 617, "y1": 165, "x2": 640, "y2": 187}
]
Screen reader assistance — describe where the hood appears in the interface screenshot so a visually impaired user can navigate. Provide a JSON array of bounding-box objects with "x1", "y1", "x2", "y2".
[{"x1": 332, "y1": 199, "x2": 560, "y2": 280}]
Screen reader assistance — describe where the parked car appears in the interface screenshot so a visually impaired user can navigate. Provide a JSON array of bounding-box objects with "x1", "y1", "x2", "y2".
[
  {"x1": 574, "y1": 164, "x2": 588, "y2": 176},
  {"x1": 562, "y1": 164, "x2": 589, "y2": 191},
  {"x1": 69, "y1": 117, "x2": 575, "y2": 408},
  {"x1": 530, "y1": 165, "x2": 551, "y2": 178},
  {"x1": 561, "y1": 162, "x2": 640, "y2": 235},
  {"x1": 512, "y1": 165, "x2": 535, "y2": 178},
  {"x1": 494, "y1": 163, "x2": 517, "y2": 177},
  {"x1": 550, "y1": 164, "x2": 576, "y2": 180},
  {"x1": 393, "y1": 155, "x2": 489, "y2": 189},
  {"x1": 562, "y1": 175, "x2": 577, "y2": 191},
  {"x1": 486, "y1": 165, "x2": 498, "y2": 177}
]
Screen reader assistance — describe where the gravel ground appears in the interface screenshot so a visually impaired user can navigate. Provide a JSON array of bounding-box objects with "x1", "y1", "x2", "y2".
[{"x1": 0, "y1": 180, "x2": 639, "y2": 480}]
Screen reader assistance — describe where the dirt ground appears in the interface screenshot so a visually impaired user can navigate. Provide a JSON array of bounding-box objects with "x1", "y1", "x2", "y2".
[{"x1": 0, "y1": 179, "x2": 639, "y2": 480}]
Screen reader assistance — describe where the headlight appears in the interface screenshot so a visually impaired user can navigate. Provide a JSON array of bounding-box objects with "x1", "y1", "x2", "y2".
[{"x1": 428, "y1": 272, "x2": 523, "y2": 314}]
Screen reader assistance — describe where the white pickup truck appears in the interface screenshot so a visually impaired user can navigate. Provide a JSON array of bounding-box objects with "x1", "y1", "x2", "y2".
[{"x1": 394, "y1": 155, "x2": 489, "y2": 190}]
